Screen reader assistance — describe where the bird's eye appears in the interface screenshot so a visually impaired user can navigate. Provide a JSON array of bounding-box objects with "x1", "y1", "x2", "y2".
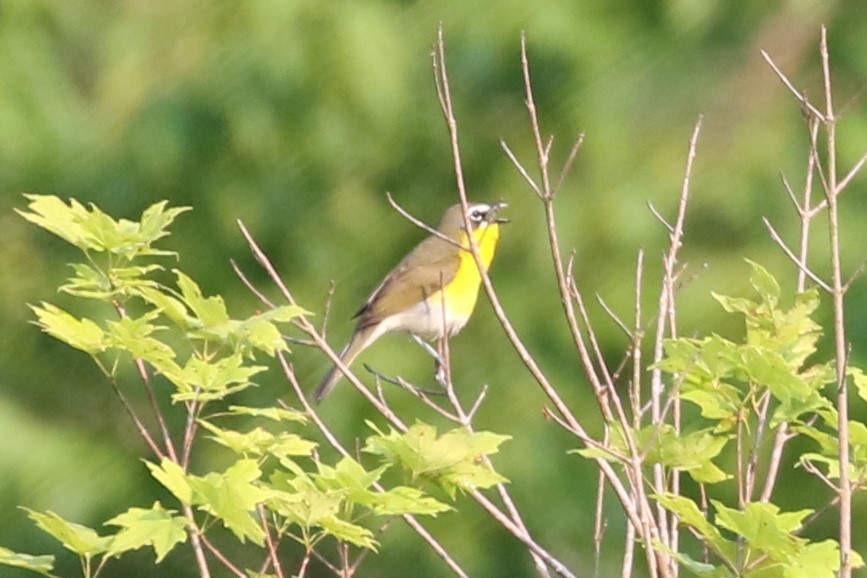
[{"x1": 469, "y1": 209, "x2": 484, "y2": 222}]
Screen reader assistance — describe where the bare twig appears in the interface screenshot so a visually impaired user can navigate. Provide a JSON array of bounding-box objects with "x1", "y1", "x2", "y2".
[
  {"x1": 258, "y1": 504, "x2": 285, "y2": 578},
  {"x1": 836, "y1": 148, "x2": 867, "y2": 193},
  {"x1": 762, "y1": 218, "x2": 832, "y2": 292},
  {"x1": 594, "y1": 463, "x2": 607, "y2": 578},
  {"x1": 596, "y1": 293, "x2": 633, "y2": 338},
  {"x1": 200, "y1": 534, "x2": 246, "y2": 578},
  {"x1": 647, "y1": 117, "x2": 703, "y2": 575},
  {"x1": 501, "y1": 140, "x2": 542, "y2": 197},
  {"x1": 631, "y1": 249, "x2": 645, "y2": 431},
  {"x1": 553, "y1": 135, "x2": 586, "y2": 196},
  {"x1": 385, "y1": 192, "x2": 467, "y2": 250},
  {"x1": 818, "y1": 26, "x2": 852, "y2": 577},
  {"x1": 760, "y1": 49, "x2": 826, "y2": 121},
  {"x1": 646, "y1": 202, "x2": 675, "y2": 234}
]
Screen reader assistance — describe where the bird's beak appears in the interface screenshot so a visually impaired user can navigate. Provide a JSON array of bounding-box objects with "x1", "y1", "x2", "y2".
[{"x1": 488, "y1": 201, "x2": 509, "y2": 224}]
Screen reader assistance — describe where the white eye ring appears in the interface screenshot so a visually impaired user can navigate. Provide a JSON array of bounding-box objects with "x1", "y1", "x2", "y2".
[{"x1": 469, "y1": 209, "x2": 484, "y2": 222}]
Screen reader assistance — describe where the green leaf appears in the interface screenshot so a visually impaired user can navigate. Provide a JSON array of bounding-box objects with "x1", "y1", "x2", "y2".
[
  {"x1": 175, "y1": 270, "x2": 231, "y2": 329},
  {"x1": 187, "y1": 460, "x2": 270, "y2": 545},
  {"x1": 17, "y1": 195, "x2": 97, "y2": 250},
  {"x1": 680, "y1": 386, "x2": 741, "y2": 426},
  {"x1": 105, "y1": 502, "x2": 187, "y2": 562},
  {"x1": 312, "y1": 457, "x2": 393, "y2": 511},
  {"x1": 652, "y1": 541, "x2": 733, "y2": 577},
  {"x1": 798, "y1": 453, "x2": 841, "y2": 479},
  {"x1": 642, "y1": 426, "x2": 731, "y2": 484},
  {"x1": 169, "y1": 353, "x2": 266, "y2": 402},
  {"x1": 713, "y1": 501, "x2": 810, "y2": 561},
  {"x1": 229, "y1": 316, "x2": 287, "y2": 356},
  {"x1": 17, "y1": 194, "x2": 188, "y2": 258},
  {"x1": 268, "y1": 476, "x2": 378, "y2": 549},
  {"x1": 106, "y1": 313, "x2": 177, "y2": 367},
  {"x1": 782, "y1": 540, "x2": 842, "y2": 578},
  {"x1": 712, "y1": 293, "x2": 758, "y2": 316},
  {"x1": 317, "y1": 515, "x2": 378, "y2": 550},
  {"x1": 655, "y1": 338, "x2": 706, "y2": 376},
  {"x1": 199, "y1": 306, "x2": 308, "y2": 356},
  {"x1": 746, "y1": 260, "x2": 780, "y2": 307},
  {"x1": 654, "y1": 494, "x2": 735, "y2": 562},
  {"x1": 199, "y1": 421, "x2": 317, "y2": 459},
  {"x1": 363, "y1": 422, "x2": 510, "y2": 498},
  {"x1": 170, "y1": 271, "x2": 305, "y2": 355},
  {"x1": 308, "y1": 456, "x2": 448, "y2": 516},
  {"x1": 137, "y1": 201, "x2": 192, "y2": 251},
  {"x1": 268, "y1": 471, "x2": 340, "y2": 522},
  {"x1": 60, "y1": 263, "x2": 113, "y2": 300},
  {"x1": 146, "y1": 459, "x2": 194, "y2": 505},
  {"x1": 24, "y1": 509, "x2": 111, "y2": 557},
  {"x1": 849, "y1": 366, "x2": 867, "y2": 404},
  {"x1": 370, "y1": 486, "x2": 451, "y2": 516},
  {"x1": 227, "y1": 405, "x2": 308, "y2": 424},
  {"x1": 0, "y1": 546, "x2": 55, "y2": 576},
  {"x1": 581, "y1": 424, "x2": 730, "y2": 484},
  {"x1": 269, "y1": 474, "x2": 379, "y2": 549},
  {"x1": 134, "y1": 286, "x2": 193, "y2": 329},
  {"x1": 30, "y1": 303, "x2": 107, "y2": 354},
  {"x1": 61, "y1": 264, "x2": 164, "y2": 300},
  {"x1": 267, "y1": 472, "x2": 377, "y2": 550},
  {"x1": 740, "y1": 347, "x2": 812, "y2": 403}
]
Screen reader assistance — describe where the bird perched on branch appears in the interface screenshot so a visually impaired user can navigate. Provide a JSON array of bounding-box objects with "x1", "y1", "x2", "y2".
[{"x1": 314, "y1": 201, "x2": 508, "y2": 402}]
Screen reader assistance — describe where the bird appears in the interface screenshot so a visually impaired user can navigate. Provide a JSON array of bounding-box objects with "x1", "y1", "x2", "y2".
[{"x1": 314, "y1": 201, "x2": 508, "y2": 403}]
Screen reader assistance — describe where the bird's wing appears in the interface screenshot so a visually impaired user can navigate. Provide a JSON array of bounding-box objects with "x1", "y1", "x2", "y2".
[{"x1": 354, "y1": 236, "x2": 460, "y2": 328}]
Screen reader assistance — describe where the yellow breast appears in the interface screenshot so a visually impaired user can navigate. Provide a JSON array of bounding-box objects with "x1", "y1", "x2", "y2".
[{"x1": 438, "y1": 222, "x2": 501, "y2": 319}]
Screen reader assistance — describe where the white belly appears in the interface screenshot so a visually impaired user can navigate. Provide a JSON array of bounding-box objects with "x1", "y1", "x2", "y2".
[{"x1": 372, "y1": 298, "x2": 470, "y2": 342}]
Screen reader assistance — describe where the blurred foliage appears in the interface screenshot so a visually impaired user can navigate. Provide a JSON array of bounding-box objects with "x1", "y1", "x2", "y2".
[{"x1": 3, "y1": 1, "x2": 867, "y2": 577}]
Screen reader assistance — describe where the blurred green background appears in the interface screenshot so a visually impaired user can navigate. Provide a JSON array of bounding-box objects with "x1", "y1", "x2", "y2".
[{"x1": 3, "y1": 1, "x2": 867, "y2": 577}]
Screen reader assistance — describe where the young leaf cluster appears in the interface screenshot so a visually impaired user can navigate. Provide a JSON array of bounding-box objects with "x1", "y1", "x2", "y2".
[
  {"x1": 650, "y1": 262, "x2": 866, "y2": 576},
  {"x1": 5, "y1": 195, "x2": 512, "y2": 578}
]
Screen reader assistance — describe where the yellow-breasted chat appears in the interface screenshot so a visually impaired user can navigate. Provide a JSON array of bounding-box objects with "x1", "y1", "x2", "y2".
[{"x1": 314, "y1": 201, "x2": 508, "y2": 402}]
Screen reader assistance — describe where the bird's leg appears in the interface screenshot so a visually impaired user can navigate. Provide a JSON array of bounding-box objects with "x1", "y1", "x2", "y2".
[
  {"x1": 435, "y1": 337, "x2": 447, "y2": 387},
  {"x1": 410, "y1": 334, "x2": 447, "y2": 389},
  {"x1": 411, "y1": 333, "x2": 441, "y2": 360}
]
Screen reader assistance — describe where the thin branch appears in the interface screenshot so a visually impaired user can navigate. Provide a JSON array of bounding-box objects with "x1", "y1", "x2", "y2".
[
  {"x1": 472, "y1": 491, "x2": 578, "y2": 578},
  {"x1": 843, "y1": 258, "x2": 867, "y2": 293},
  {"x1": 760, "y1": 49, "x2": 827, "y2": 121},
  {"x1": 646, "y1": 116, "x2": 702, "y2": 578},
  {"x1": 385, "y1": 192, "x2": 467, "y2": 250},
  {"x1": 594, "y1": 463, "x2": 608, "y2": 577},
  {"x1": 553, "y1": 135, "x2": 586, "y2": 197},
  {"x1": 258, "y1": 504, "x2": 285, "y2": 578},
  {"x1": 200, "y1": 534, "x2": 246, "y2": 578},
  {"x1": 819, "y1": 25, "x2": 852, "y2": 577},
  {"x1": 363, "y1": 364, "x2": 460, "y2": 421},
  {"x1": 762, "y1": 218, "x2": 833, "y2": 292},
  {"x1": 647, "y1": 202, "x2": 674, "y2": 234},
  {"x1": 501, "y1": 140, "x2": 543, "y2": 197},
  {"x1": 759, "y1": 424, "x2": 795, "y2": 503},
  {"x1": 596, "y1": 293, "x2": 633, "y2": 338},
  {"x1": 779, "y1": 174, "x2": 804, "y2": 215},
  {"x1": 836, "y1": 147, "x2": 867, "y2": 193},
  {"x1": 631, "y1": 249, "x2": 645, "y2": 430}
]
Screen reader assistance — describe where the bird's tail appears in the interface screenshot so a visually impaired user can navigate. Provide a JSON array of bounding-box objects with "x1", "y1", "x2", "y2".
[{"x1": 314, "y1": 325, "x2": 378, "y2": 403}]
